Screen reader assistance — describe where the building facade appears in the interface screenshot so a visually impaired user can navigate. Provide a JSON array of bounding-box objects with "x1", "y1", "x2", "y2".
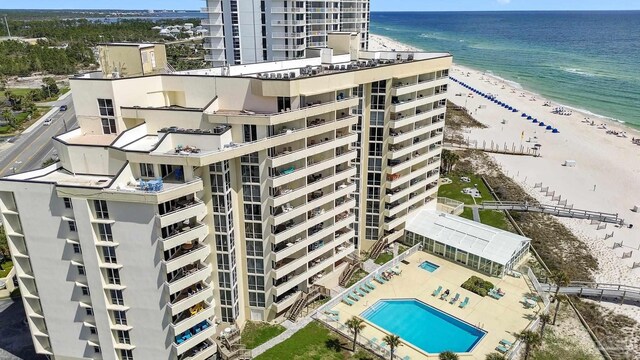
[
  {"x1": 0, "y1": 35, "x2": 450, "y2": 360},
  {"x1": 202, "y1": 0, "x2": 370, "y2": 65}
]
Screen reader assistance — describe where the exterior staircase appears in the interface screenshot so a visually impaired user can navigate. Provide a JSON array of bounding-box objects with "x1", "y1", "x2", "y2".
[
  {"x1": 219, "y1": 328, "x2": 252, "y2": 360},
  {"x1": 369, "y1": 237, "x2": 388, "y2": 260},
  {"x1": 338, "y1": 259, "x2": 362, "y2": 287},
  {"x1": 286, "y1": 285, "x2": 323, "y2": 321}
]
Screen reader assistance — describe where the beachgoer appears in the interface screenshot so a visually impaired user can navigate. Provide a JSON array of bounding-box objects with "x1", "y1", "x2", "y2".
[
  {"x1": 444, "y1": 289, "x2": 450, "y2": 296},
  {"x1": 593, "y1": 184, "x2": 597, "y2": 191}
]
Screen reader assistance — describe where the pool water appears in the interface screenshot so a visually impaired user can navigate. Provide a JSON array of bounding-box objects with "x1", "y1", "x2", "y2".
[
  {"x1": 361, "y1": 299, "x2": 485, "y2": 354},
  {"x1": 419, "y1": 261, "x2": 440, "y2": 272}
]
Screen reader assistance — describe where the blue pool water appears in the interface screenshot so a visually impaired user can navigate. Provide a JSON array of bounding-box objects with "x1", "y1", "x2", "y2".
[
  {"x1": 419, "y1": 261, "x2": 440, "y2": 272},
  {"x1": 361, "y1": 299, "x2": 485, "y2": 354}
]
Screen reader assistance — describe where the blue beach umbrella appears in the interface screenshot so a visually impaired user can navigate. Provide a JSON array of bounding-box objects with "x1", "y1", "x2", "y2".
[
  {"x1": 521, "y1": 113, "x2": 527, "y2": 117},
  {"x1": 539, "y1": 122, "x2": 546, "y2": 126},
  {"x1": 527, "y1": 116, "x2": 533, "y2": 120},
  {"x1": 552, "y1": 128, "x2": 560, "y2": 133},
  {"x1": 546, "y1": 125, "x2": 553, "y2": 130},
  {"x1": 532, "y1": 119, "x2": 539, "y2": 123},
  {"x1": 512, "y1": 109, "x2": 518, "y2": 112}
]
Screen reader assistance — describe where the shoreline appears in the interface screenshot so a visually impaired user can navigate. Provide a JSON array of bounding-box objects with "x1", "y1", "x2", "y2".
[{"x1": 368, "y1": 33, "x2": 640, "y2": 134}]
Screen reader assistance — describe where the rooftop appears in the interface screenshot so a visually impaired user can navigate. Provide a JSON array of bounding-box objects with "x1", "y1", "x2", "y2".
[{"x1": 405, "y1": 209, "x2": 531, "y2": 265}]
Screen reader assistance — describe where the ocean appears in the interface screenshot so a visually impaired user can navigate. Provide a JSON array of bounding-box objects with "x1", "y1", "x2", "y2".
[{"x1": 371, "y1": 11, "x2": 640, "y2": 129}]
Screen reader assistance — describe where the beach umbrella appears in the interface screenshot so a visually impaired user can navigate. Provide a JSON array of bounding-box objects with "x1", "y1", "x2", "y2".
[
  {"x1": 508, "y1": 106, "x2": 513, "y2": 110},
  {"x1": 527, "y1": 116, "x2": 533, "y2": 120},
  {"x1": 521, "y1": 113, "x2": 527, "y2": 117},
  {"x1": 532, "y1": 119, "x2": 539, "y2": 123},
  {"x1": 552, "y1": 128, "x2": 560, "y2": 133},
  {"x1": 546, "y1": 125, "x2": 553, "y2": 130},
  {"x1": 539, "y1": 122, "x2": 546, "y2": 126},
  {"x1": 512, "y1": 109, "x2": 518, "y2": 112}
]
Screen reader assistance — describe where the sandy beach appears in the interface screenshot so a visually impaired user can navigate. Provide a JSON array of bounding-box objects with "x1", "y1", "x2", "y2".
[{"x1": 369, "y1": 33, "x2": 640, "y2": 322}]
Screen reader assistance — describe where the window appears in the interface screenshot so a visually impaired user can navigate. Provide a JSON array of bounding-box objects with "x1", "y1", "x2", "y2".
[
  {"x1": 120, "y1": 349, "x2": 133, "y2": 360},
  {"x1": 244, "y1": 204, "x2": 261, "y2": 221},
  {"x1": 110, "y1": 289, "x2": 124, "y2": 306},
  {"x1": 117, "y1": 330, "x2": 131, "y2": 345},
  {"x1": 241, "y1": 165, "x2": 260, "y2": 183},
  {"x1": 249, "y1": 292, "x2": 266, "y2": 307},
  {"x1": 97, "y1": 99, "x2": 114, "y2": 117},
  {"x1": 107, "y1": 268, "x2": 121, "y2": 285},
  {"x1": 101, "y1": 118, "x2": 117, "y2": 134},
  {"x1": 215, "y1": 234, "x2": 229, "y2": 252},
  {"x1": 93, "y1": 346, "x2": 101, "y2": 354},
  {"x1": 218, "y1": 272, "x2": 231, "y2": 288},
  {"x1": 72, "y1": 243, "x2": 82, "y2": 254},
  {"x1": 68, "y1": 220, "x2": 77, "y2": 232},
  {"x1": 245, "y1": 223, "x2": 262, "y2": 239},
  {"x1": 94, "y1": 200, "x2": 109, "y2": 219},
  {"x1": 86, "y1": 307, "x2": 94, "y2": 316},
  {"x1": 114, "y1": 310, "x2": 127, "y2": 325},
  {"x1": 77, "y1": 265, "x2": 85, "y2": 276},
  {"x1": 247, "y1": 258, "x2": 264, "y2": 274},
  {"x1": 89, "y1": 327, "x2": 97, "y2": 335},
  {"x1": 98, "y1": 223, "x2": 113, "y2": 241},
  {"x1": 63, "y1": 197, "x2": 72, "y2": 209},
  {"x1": 277, "y1": 97, "x2": 291, "y2": 112},
  {"x1": 248, "y1": 275, "x2": 265, "y2": 291},
  {"x1": 140, "y1": 163, "x2": 154, "y2": 177},
  {"x1": 243, "y1": 185, "x2": 261, "y2": 202},
  {"x1": 102, "y1": 247, "x2": 117, "y2": 263},
  {"x1": 243, "y1": 124, "x2": 257, "y2": 142},
  {"x1": 246, "y1": 240, "x2": 263, "y2": 257},
  {"x1": 81, "y1": 286, "x2": 90, "y2": 296}
]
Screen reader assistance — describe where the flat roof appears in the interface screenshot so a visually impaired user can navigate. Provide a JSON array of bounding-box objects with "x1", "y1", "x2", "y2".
[{"x1": 405, "y1": 209, "x2": 530, "y2": 265}]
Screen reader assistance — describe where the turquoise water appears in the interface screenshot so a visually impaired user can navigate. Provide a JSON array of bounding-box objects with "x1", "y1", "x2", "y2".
[
  {"x1": 361, "y1": 299, "x2": 485, "y2": 353},
  {"x1": 371, "y1": 11, "x2": 640, "y2": 129},
  {"x1": 419, "y1": 261, "x2": 440, "y2": 272}
]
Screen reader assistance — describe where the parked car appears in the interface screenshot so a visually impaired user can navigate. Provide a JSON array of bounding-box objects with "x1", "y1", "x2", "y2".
[
  {"x1": 60, "y1": 105, "x2": 68, "y2": 111},
  {"x1": 43, "y1": 118, "x2": 53, "y2": 126}
]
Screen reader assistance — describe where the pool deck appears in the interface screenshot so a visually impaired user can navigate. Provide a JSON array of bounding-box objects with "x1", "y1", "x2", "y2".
[{"x1": 329, "y1": 251, "x2": 540, "y2": 359}]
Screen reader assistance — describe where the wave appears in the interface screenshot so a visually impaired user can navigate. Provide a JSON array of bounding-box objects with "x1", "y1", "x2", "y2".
[
  {"x1": 563, "y1": 68, "x2": 598, "y2": 78},
  {"x1": 483, "y1": 72, "x2": 524, "y2": 90}
]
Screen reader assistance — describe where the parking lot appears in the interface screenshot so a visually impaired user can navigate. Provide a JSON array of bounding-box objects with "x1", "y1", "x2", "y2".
[{"x1": 0, "y1": 298, "x2": 45, "y2": 360}]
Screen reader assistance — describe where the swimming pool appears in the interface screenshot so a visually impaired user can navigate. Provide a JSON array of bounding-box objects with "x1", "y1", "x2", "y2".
[
  {"x1": 419, "y1": 260, "x2": 440, "y2": 272},
  {"x1": 361, "y1": 299, "x2": 485, "y2": 354}
]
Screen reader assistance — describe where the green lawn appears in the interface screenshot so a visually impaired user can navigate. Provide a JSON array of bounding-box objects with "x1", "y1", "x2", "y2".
[
  {"x1": 437, "y1": 173, "x2": 494, "y2": 205},
  {"x1": 374, "y1": 252, "x2": 393, "y2": 265},
  {"x1": 345, "y1": 269, "x2": 368, "y2": 288},
  {"x1": 531, "y1": 330, "x2": 600, "y2": 360},
  {"x1": 255, "y1": 321, "x2": 374, "y2": 360},
  {"x1": 2, "y1": 87, "x2": 69, "y2": 103},
  {"x1": 460, "y1": 207, "x2": 474, "y2": 221},
  {"x1": 479, "y1": 210, "x2": 511, "y2": 231},
  {"x1": 0, "y1": 261, "x2": 13, "y2": 278},
  {"x1": 240, "y1": 321, "x2": 286, "y2": 350}
]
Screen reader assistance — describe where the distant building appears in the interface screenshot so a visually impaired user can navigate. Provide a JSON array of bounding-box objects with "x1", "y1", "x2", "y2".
[{"x1": 97, "y1": 43, "x2": 168, "y2": 78}]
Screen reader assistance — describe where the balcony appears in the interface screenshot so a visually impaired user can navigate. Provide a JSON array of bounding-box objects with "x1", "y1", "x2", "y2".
[
  {"x1": 159, "y1": 200, "x2": 206, "y2": 228},
  {"x1": 161, "y1": 223, "x2": 208, "y2": 251},
  {"x1": 166, "y1": 263, "x2": 212, "y2": 295},
  {"x1": 386, "y1": 176, "x2": 427, "y2": 203},
  {"x1": 271, "y1": 20, "x2": 306, "y2": 26},
  {"x1": 201, "y1": 6, "x2": 222, "y2": 13},
  {"x1": 271, "y1": 7, "x2": 306, "y2": 13},
  {"x1": 174, "y1": 321, "x2": 216, "y2": 355},
  {"x1": 164, "y1": 243, "x2": 211, "y2": 274},
  {"x1": 274, "y1": 251, "x2": 311, "y2": 279},
  {"x1": 172, "y1": 302, "x2": 216, "y2": 336},
  {"x1": 181, "y1": 340, "x2": 217, "y2": 360},
  {"x1": 201, "y1": 18, "x2": 223, "y2": 26},
  {"x1": 274, "y1": 291, "x2": 301, "y2": 313},
  {"x1": 168, "y1": 283, "x2": 213, "y2": 316}
]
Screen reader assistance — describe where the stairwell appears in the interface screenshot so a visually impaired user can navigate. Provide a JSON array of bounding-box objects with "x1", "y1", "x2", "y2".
[
  {"x1": 218, "y1": 328, "x2": 252, "y2": 360},
  {"x1": 369, "y1": 237, "x2": 388, "y2": 260},
  {"x1": 338, "y1": 261, "x2": 361, "y2": 287},
  {"x1": 286, "y1": 286, "x2": 324, "y2": 321}
]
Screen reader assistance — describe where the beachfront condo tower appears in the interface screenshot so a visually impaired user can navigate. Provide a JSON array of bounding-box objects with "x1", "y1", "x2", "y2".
[
  {"x1": 202, "y1": 0, "x2": 370, "y2": 66},
  {"x1": 0, "y1": 35, "x2": 450, "y2": 360}
]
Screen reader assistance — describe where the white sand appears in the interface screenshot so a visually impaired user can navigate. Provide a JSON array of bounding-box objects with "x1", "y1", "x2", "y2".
[{"x1": 369, "y1": 34, "x2": 640, "y2": 323}]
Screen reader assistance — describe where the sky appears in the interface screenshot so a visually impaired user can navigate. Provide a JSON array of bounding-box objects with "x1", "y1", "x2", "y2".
[{"x1": 2, "y1": 0, "x2": 639, "y2": 11}]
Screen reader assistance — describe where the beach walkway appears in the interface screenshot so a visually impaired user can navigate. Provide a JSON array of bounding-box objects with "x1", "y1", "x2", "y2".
[
  {"x1": 540, "y1": 282, "x2": 640, "y2": 306},
  {"x1": 445, "y1": 142, "x2": 540, "y2": 157},
  {"x1": 480, "y1": 201, "x2": 625, "y2": 225},
  {"x1": 471, "y1": 206, "x2": 481, "y2": 222}
]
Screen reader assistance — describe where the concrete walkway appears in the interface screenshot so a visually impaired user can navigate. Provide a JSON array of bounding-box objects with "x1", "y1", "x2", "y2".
[
  {"x1": 471, "y1": 206, "x2": 481, "y2": 222},
  {"x1": 250, "y1": 317, "x2": 314, "y2": 357},
  {"x1": 362, "y1": 259, "x2": 380, "y2": 273}
]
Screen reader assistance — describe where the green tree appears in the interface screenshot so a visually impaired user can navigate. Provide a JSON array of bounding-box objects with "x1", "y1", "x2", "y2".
[
  {"x1": 382, "y1": 334, "x2": 401, "y2": 360},
  {"x1": 440, "y1": 149, "x2": 460, "y2": 174},
  {"x1": 439, "y1": 351, "x2": 459, "y2": 360},
  {"x1": 42, "y1": 77, "x2": 59, "y2": 99},
  {"x1": 2, "y1": 109, "x2": 17, "y2": 129},
  {"x1": 0, "y1": 226, "x2": 8, "y2": 259},
  {"x1": 345, "y1": 316, "x2": 366, "y2": 352},
  {"x1": 552, "y1": 294, "x2": 566, "y2": 325},
  {"x1": 516, "y1": 330, "x2": 542, "y2": 360},
  {"x1": 485, "y1": 353, "x2": 506, "y2": 360},
  {"x1": 538, "y1": 313, "x2": 551, "y2": 336},
  {"x1": 550, "y1": 270, "x2": 570, "y2": 302}
]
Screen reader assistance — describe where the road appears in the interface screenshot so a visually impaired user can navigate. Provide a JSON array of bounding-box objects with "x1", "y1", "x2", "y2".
[
  {"x1": 0, "y1": 298, "x2": 46, "y2": 360},
  {"x1": 0, "y1": 96, "x2": 78, "y2": 177}
]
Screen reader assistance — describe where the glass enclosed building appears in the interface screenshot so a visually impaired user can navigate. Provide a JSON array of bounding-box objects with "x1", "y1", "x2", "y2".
[{"x1": 404, "y1": 210, "x2": 530, "y2": 277}]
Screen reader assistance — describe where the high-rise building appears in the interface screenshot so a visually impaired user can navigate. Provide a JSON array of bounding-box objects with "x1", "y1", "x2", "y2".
[
  {"x1": 0, "y1": 35, "x2": 450, "y2": 360},
  {"x1": 202, "y1": 0, "x2": 370, "y2": 65}
]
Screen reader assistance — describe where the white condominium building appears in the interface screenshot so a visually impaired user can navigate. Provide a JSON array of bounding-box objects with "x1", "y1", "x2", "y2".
[
  {"x1": 202, "y1": 0, "x2": 370, "y2": 65},
  {"x1": 0, "y1": 34, "x2": 450, "y2": 360}
]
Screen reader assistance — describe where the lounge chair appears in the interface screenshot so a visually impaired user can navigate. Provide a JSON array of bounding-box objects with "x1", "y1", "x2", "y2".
[
  {"x1": 500, "y1": 339, "x2": 513, "y2": 347},
  {"x1": 374, "y1": 275, "x2": 387, "y2": 284},
  {"x1": 348, "y1": 292, "x2": 360, "y2": 301},
  {"x1": 440, "y1": 292, "x2": 450, "y2": 301},
  {"x1": 369, "y1": 338, "x2": 378, "y2": 349},
  {"x1": 325, "y1": 309, "x2": 339, "y2": 316},
  {"x1": 360, "y1": 285, "x2": 370, "y2": 294},
  {"x1": 365, "y1": 281, "x2": 376, "y2": 290},
  {"x1": 390, "y1": 266, "x2": 402, "y2": 275},
  {"x1": 327, "y1": 314, "x2": 339, "y2": 321},
  {"x1": 488, "y1": 289, "x2": 502, "y2": 299},
  {"x1": 496, "y1": 345, "x2": 509, "y2": 354},
  {"x1": 459, "y1": 297, "x2": 469, "y2": 308},
  {"x1": 403, "y1": 356, "x2": 411, "y2": 360},
  {"x1": 342, "y1": 297, "x2": 354, "y2": 306},
  {"x1": 432, "y1": 285, "x2": 442, "y2": 297},
  {"x1": 354, "y1": 288, "x2": 366, "y2": 297},
  {"x1": 449, "y1": 293, "x2": 460, "y2": 304}
]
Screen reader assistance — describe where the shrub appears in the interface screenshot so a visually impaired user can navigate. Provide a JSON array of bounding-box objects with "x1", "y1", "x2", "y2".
[{"x1": 461, "y1": 276, "x2": 494, "y2": 297}]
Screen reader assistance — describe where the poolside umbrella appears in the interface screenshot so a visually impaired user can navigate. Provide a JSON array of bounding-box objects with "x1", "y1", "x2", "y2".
[
  {"x1": 546, "y1": 125, "x2": 553, "y2": 130},
  {"x1": 539, "y1": 122, "x2": 546, "y2": 126}
]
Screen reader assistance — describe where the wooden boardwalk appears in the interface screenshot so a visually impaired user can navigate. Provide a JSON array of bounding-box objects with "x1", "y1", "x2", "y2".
[
  {"x1": 540, "y1": 282, "x2": 640, "y2": 306},
  {"x1": 480, "y1": 201, "x2": 624, "y2": 225}
]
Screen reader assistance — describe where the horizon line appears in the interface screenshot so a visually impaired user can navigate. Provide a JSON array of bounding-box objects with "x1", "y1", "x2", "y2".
[{"x1": 4, "y1": 9, "x2": 640, "y2": 12}]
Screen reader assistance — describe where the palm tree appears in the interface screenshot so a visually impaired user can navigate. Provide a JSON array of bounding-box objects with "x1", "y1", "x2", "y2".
[
  {"x1": 345, "y1": 316, "x2": 366, "y2": 352},
  {"x1": 485, "y1": 353, "x2": 506, "y2": 360},
  {"x1": 550, "y1": 270, "x2": 570, "y2": 302},
  {"x1": 439, "y1": 351, "x2": 459, "y2": 360},
  {"x1": 440, "y1": 149, "x2": 460, "y2": 174},
  {"x1": 552, "y1": 294, "x2": 566, "y2": 325},
  {"x1": 538, "y1": 313, "x2": 551, "y2": 336},
  {"x1": 516, "y1": 330, "x2": 541, "y2": 360},
  {"x1": 383, "y1": 334, "x2": 401, "y2": 360}
]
